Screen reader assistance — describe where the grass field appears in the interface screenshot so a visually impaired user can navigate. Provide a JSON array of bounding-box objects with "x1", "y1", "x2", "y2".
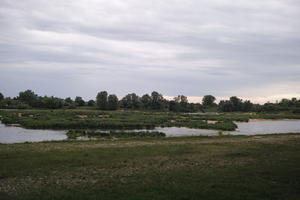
[{"x1": 0, "y1": 134, "x2": 300, "y2": 200}]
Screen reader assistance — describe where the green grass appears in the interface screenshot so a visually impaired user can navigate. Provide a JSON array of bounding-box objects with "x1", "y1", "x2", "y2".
[{"x1": 0, "y1": 134, "x2": 300, "y2": 200}]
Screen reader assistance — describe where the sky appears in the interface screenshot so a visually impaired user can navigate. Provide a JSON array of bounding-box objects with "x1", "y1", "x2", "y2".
[{"x1": 0, "y1": 0, "x2": 300, "y2": 103}]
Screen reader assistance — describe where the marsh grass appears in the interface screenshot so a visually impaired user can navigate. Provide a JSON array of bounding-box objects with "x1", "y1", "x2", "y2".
[
  {"x1": 0, "y1": 109, "x2": 300, "y2": 131},
  {"x1": 66, "y1": 129, "x2": 166, "y2": 139}
]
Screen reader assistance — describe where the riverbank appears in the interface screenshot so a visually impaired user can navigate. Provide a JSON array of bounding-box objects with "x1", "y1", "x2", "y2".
[{"x1": 1, "y1": 134, "x2": 300, "y2": 200}]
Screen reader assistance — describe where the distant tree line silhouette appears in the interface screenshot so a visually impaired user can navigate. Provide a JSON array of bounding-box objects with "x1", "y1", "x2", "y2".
[{"x1": 0, "y1": 90, "x2": 299, "y2": 113}]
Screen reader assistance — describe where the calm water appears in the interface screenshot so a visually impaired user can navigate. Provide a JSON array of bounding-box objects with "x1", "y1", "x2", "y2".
[
  {"x1": 0, "y1": 123, "x2": 67, "y2": 144},
  {"x1": 233, "y1": 120, "x2": 300, "y2": 135},
  {"x1": 1, "y1": 120, "x2": 300, "y2": 143}
]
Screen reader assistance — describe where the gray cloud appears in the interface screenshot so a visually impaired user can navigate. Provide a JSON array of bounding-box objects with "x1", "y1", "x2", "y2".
[{"x1": 0, "y1": 0, "x2": 300, "y2": 102}]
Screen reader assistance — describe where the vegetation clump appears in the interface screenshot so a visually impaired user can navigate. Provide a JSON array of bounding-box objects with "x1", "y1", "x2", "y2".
[
  {"x1": 66, "y1": 129, "x2": 166, "y2": 139},
  {"x1": 1, "y1": 109, "x2": 300, "y2": 132}
]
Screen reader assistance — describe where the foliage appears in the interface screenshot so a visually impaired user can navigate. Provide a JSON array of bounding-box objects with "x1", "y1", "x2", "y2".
[
  {"x1": 202, "y1": 95, "x2": 216, "y2": 107},
  {"x1": 141, "y1": 94, "x2": 152, "y2": 109},
  {"x1": 18, "y1": 90, "x2": 38, "y2": 106},
  {"x1": 151, "y1": 91, "x2": 167, "y2": 110},
  {"x1": 75, "y1": 96, "x2": 85, "y2": 106},
  {"x1": 120, "y1": 93, "x2": 140, "y2": 109},
  {"x1": 96, "y1": 91, "x2": 108, "y2": 110},
  {"x1": 87, "y1": 100, "x2": 95, "y2": 107},
  {"x1": 107, "y1": 94, "x2": 119, "y2": 110},
  {"x1": 1, "y1": 89, "x2": 300, "y2": 113},
  {"x1": 37, "y1": 96, "x2": 64, "y2": 109},
  {"x1": 169, "y1": 95, "x2": 193, "y2": 112},
  {"x1": 0, "y1": 98, "x2": 30, "y2": 109},
  {"x1": 0, "y1": 92, "x2": 4, "y2": 101},
  {"x1": 65, "y1": 97, "x2": 73, "y2": 104},
  {"x1": 219, "y1": 96, "x2": 254, "y2": 112},
  {"x1": 66, "y1": 129, "x2": 165, "y2": 139}
]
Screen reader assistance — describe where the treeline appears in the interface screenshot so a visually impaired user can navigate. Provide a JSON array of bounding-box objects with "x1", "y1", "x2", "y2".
[{"x1": 0, "y1": 90, "x2": 299, "y2": 113}]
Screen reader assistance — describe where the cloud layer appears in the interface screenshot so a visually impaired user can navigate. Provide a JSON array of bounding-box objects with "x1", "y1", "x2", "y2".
[{"x1": 1, "y1": 0, "x2": 300, "y2": 102}]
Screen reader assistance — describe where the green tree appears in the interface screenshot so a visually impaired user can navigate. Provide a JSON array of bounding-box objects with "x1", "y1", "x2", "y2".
[
  {"x1": 173, "y1": 95, "x2": 188, "y2": 112},
  {"x1": 169, "y1": 100, "x2": 180, "y2": 112},
  {"x1": 87, "y1": 100, "x2": 95, "y2": 107},
  {"x1": 242, "y1": 100, "x2": 253, "y2": 112},
  {"x1": 63, "y1": 97, "x2": 75, "y2": 108},
  {"x1": 121, "y1": 93, "x2": 141, "y2": 109},
  {"x1": 151, "y1": 91, "x2": 165, "y2": 110},
  {"x1": 96, "y1": 91, "x2": 108, "y2": 110},
  {"x1": 75, "y1": 96, "x2": 85, "y2": 106},
  {"x1": 141, "y1": 94, "x2": 152, "y2": 109},
  {"x1": 229, "y1": 96, "x2": 243, "y2": 111},
  {"x1": 65, "y1": 97, "x2": 73, "y2": 104},
  {"x1": 0, "y1": 92, "x2": 4, "y2": 101},
  {"x1": 218, "y1": 100, "x2": 233, "y2": 112},
  {"x1": 108, "y1": 94, "x2": 119, "y2": 110},
  {"x1": 18, "y1": 90, "x2": 38, "y2": 106},
  {"x1": 40, "y1": 96, "x2": 63, "y2": 109},
  {"x1": 202, "y1": 95, "x2": 216, "y2": 107}
]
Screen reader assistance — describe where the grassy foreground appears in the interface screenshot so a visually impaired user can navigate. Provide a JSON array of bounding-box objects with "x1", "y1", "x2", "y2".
[{"x1": 0, "y1": 134, "x2": 300, "y2": 200}]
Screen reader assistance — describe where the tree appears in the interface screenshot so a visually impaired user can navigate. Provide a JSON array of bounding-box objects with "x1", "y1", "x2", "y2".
[
  {"x1": 202, "y1": 95, "x2": 216, "y2": 107},
  {"x1": 172, "y1": 95, "x2": 188, "y2": 112},
  {"x1": 121, "y1": 93, "x2": 141, "y2": 109},
  {"x1": 218, "y1": 100, "x2": 233, "y2": 112},
  {"x1": 107, "y1": 94, "x2": 119, "y2": 110},
  {"x1": 18, "y1": 90, "x2": 38, "y2": 106},
  {"x1": 218, "y1": 97, "x2": 254, "y2": 112},
  {"x1": 0, "y1": 97, "x2": 30, "y2": 109},
  {"x1": 179, "y1": 95, "x2": 188, "y2": 111},
  {"x1": 87, "y1": 100, "x2": 95, "y2": 107},
  {"x1": 0, "y1": 92, "x2": 3, "y2": 101},
  {"x1": 96, "y1": 91, "x2": 108, "y2": 110},
  {"x1": 64, "y1": 97, "x2": 75, "y2": 108},
  {"x1": 169, "y1": 100, "x2": 180, "y2": 112},
  {"x1": 40, "y1": 96, "x2": 63, "y2": 109},
  {"x1": 75, "y1": 96, "x2": 85, "y2": 106},
  {"x1": 141, "y1": 94, "x2": 152, "y2": 109},
  {"x1": 242, "y1": 100, "x2": 253, "y2": 112},
  {"x1": 65, "y1": 97, "x2": 73, "y2": 104},
  {"x1": 229, "y1": 96, "x2": 243, "y2": 111},
  {"x1": 151, "y1": 91, "x2": 165, "y2": 110}
]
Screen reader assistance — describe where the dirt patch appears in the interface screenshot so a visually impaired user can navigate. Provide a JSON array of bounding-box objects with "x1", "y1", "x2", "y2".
[
  {"x1": 98, "y1": 115, "x2": 110, "y2": 118},
  {"x1": 76, "y1": 115, "x2": 88, "y2": 119},
  {"x1": 207, "y1": 120, "x2": 218, "y2": 124}
]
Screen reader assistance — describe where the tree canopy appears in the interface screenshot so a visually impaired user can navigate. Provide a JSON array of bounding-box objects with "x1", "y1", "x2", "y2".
[
  {"x1": 202, "y1": 95, "x2": 216, "y2": 107},
  {"x1": 1, "y1": 89, "x2": 299, "y2": 113},
  {"x1": 96, "y1": 91, "x2": 108, "y2": 110},
  {"x1": 0, "y1": 92, "x2": 4, "y2": 101}
]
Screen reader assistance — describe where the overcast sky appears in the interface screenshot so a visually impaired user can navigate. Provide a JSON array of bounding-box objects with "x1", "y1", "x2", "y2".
[{"x1": 0, "y1": 0, "x2": 300, "y2": 103}]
